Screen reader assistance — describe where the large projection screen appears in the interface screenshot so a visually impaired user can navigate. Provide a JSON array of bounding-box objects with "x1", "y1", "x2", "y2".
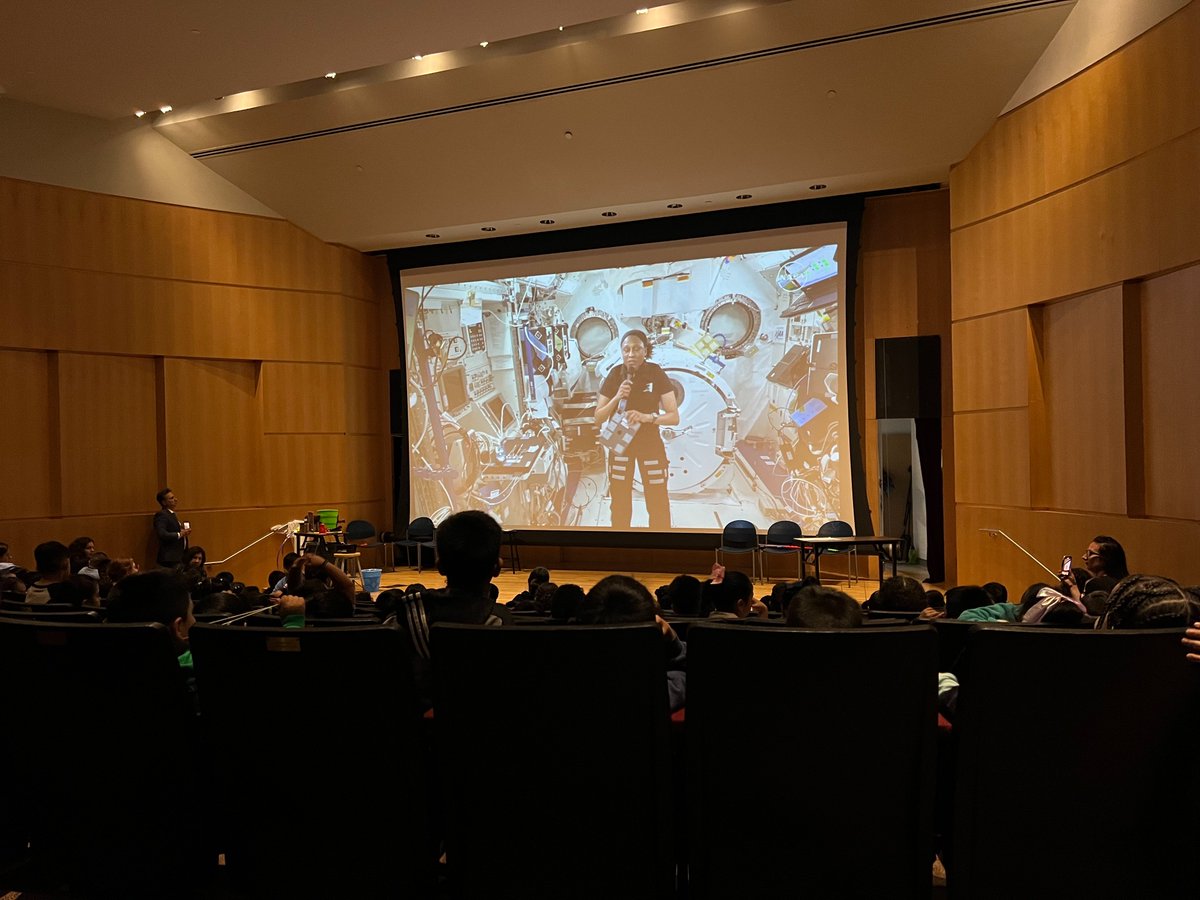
[{"x1": 400, "y1": 224, "x2": 852, "y2": 534}]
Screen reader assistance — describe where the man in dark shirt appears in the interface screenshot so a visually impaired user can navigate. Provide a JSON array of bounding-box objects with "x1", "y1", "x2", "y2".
[
  {"x1": 154, "y1": 487, "x2": 191, "y2": 568},
  {"x1": 594, "y1": 330, "x2": 680, "y2": 530}
]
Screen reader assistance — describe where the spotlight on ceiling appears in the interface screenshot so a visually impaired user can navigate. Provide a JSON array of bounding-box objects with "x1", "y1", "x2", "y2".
[
  {"x1": 479, "y1": 41, "x2": 489, "y2": 47},
  {"x1": 159, "y1": 105, "x2": 173, "y2": 113},
  {"x1": 134, "y1": 110, "x2": 146, "y2": 118},
  {"x1": 636, "y1": 7, "x2": 650, "y2": 14},
  {"x1": 324, "y1": 72, "x2": 337, "y2": 79},
  {"x1": 412, "y1": 54, "x2": 423, "y2": 60}
]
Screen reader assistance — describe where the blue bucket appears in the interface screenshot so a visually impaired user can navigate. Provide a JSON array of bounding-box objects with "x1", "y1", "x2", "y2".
[{"x1": 361, "y1": 568, "x2": 382, "y2": 593}]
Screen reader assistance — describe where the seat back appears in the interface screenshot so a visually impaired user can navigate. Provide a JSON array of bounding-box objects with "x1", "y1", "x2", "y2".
[
  {"x1": 817, "y1": 519, "x2": 853, "y2": 537},
  {"x1": 764, "y1": 519, "x2": 803, "y2": 546},
  {"x1": 408, "y1": 516, "x2": 435, "y2": 541},
  {"x1": 687, "y1": 622, "x2": 937, "y2": 899},
  {"x1": 720, "y1": 519, "x2": 759, "y2": 550},
  {"x1": 929, "y1": 617, "x2": 976, "y2": 674},
  {"x1": 344, "y1": 518, "x2": 376, "y2": 542},
  {"x1": 0, "y1": 617, "x2": 202, "y2": 897},
  {"x1": 189, "y1": 623, "x2": 434, "y2": 897},
  {"x1": 0, "y1": 607, "x2": 101, "y2": 623},
  {"x1": 951, "y1": 626, "x2": 1200, "y2": 899},
  {"x1": 865, "y1": 607, "x2": 923, "y2": 623},
  {"x1": 433, "y1": 623, "x2": 674, "y2": 899}
]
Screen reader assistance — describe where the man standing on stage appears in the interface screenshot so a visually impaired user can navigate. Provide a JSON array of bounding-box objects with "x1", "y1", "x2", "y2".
[{"x1": 154, "y1": 487, "x2": 191, "y2": 568}]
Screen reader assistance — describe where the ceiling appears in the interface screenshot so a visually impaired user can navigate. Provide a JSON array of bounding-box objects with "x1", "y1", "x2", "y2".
[{"x1": 0, "y1": 0, "x2": 1075, "y2": 251}]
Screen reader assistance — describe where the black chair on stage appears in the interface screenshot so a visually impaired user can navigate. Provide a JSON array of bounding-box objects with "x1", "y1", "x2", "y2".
[
  {"x1": 0, "y1": 617, "x2": 206, "y2": 897},
  {"x1": 716, "y1": 519, "x2": 760, "y2": 582},
  {"x1": 950, "y1": 626, "x2": 1200, "y2": 899},
  {"x1": 433, "y1": 623, "x2": 674, "y2": 899},
  {"x1": 760, "y1": 519, "x2": 804, "y2": 580},
  {"x1": 813, "y1": 518, "x2": 858, "y2": 584},
  {"x1": 394, "y1": 516, "x2": 436, "y2": 572},
  {"x1": 190, "y1": 623, "x2": 435, "y2": 898},
  {"x1": 686, "y1": 622, "x2": 937, "y2": 899}
]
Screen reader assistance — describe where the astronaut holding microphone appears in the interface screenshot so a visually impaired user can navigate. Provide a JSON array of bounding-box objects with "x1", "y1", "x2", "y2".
[{"x1": 595, "y1": 330, "x2": 680, "y2": 530}]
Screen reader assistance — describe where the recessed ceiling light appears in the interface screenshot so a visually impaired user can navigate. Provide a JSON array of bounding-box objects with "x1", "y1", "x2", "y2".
[
  {"x1": 558, "y1": 25, "x2": 564, "y2": 31},
  {"x1": 159, "y1": 105, "x2": 173, "y2": 113},
  {"x1": 736, "y1": 194, "x2": 752, "y2": 200},
  {"x1": 667, "y1": 203, "x2": 683, "y2": 209},
  {"x1": 540, "y1": 219, "x2": 555, "y2": 225},
  {"x1": 479, "y1": 41, "x2": 489, "y2": 47},
  {"x1": 412, "y1": 54, "x2": 423, "y2": 60},
  {"x1": 324, "y1": 72, "x2": 337, "y2": 79},
  {"x1": 636, "y1": 7, "x2": 650, "y2": 14},
  {"x1": 601, "y1": 211, "x2": 617, "y2": 217},
  {"x1": 425, "y1": 233, "x2": 441, "y2": 239},
  {"x1": 808, "y1": 183, "x2": 827, "y2": 190},
  {"x1": 481, "y1": 226, "x2": 497, "y2": 232},
  {"x1": 134, "y1": 110, "x2": 146, "y2": 118}
]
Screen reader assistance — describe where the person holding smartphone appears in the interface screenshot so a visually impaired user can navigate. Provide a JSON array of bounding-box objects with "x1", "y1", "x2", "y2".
[
  {"x1": 1061, "y1": 535, "x2": 1128, "y2": 601},
  {"x1": 595, "y1": 330, "x2": 680, "y2": 530}
]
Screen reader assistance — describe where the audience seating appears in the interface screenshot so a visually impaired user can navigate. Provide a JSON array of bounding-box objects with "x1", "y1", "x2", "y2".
[
  {"x1": 432, "y1": 623, "x2": 675, "y2": 899},
  {"x1": 189, "y1": 623, "x2": 435, "y2": 898},
  {"x1": 950, "y1": 626, "x2": 1200, "y2": 899},
  {"x1": 929, "y1": 617, "x2": 976, "y2": 675},
  {"x1": 685, "y1": 622, "x2": 937, "y2": 899},
  {"x1": 0, "y1": 617, "x2": 206, "y2": 897},
  {"x1": 865, "y1": 607, "x2": 924, "y2": 623},
  {"x1": 0, "y1": 606, "x2": 101, "y2": 623}
]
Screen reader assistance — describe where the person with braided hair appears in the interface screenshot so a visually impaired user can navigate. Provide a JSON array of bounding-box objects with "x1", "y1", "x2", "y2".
[{"x1": 1095, "y1": 574, "x2": 1199, "y2": 630}]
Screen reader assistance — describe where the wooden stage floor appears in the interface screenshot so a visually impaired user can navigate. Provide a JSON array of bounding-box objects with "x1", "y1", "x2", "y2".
[{"x1": 374, "y1": 565, "x2": 876, "y2": 604}]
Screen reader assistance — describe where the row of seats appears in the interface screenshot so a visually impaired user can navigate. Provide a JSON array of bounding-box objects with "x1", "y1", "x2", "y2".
[{"x1": 1, "y1": 616, "x2": 1196, "y2": 898}]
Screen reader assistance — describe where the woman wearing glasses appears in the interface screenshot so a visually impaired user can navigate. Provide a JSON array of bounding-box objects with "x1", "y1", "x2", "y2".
[{"x1": 1063, "y1": 535, "x2": 1129, "y2": 602}]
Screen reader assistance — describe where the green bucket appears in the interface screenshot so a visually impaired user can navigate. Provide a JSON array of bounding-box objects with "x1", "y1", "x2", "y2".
[{"x1": 316, "y1": 508, "x2": 339, "y2": 529}]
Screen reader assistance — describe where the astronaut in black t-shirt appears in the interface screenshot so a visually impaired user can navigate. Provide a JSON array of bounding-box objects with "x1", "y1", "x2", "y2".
[{"x1": 595, "y1": 330, "x2": 680, "y2": 529}]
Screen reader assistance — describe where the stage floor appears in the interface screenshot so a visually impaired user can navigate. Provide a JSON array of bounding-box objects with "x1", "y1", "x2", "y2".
[{"x1": 374, "y1": 566, "x2": 876, "y2": 604}]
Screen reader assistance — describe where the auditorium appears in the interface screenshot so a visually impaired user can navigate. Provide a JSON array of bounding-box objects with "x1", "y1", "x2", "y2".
[{"x1": 2, "y1": 1, "x2": 1199, "y2": 897}]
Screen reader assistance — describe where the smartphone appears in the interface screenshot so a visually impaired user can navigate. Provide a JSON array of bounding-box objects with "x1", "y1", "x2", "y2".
[{"x1": 1059, "y1": 555, "x2": 1072, "y2": 579}]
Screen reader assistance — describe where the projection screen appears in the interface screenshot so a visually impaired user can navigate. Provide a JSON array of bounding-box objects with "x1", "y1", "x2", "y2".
[{"x1": 399, "y1": 223, "x2": 852, "y2": 534}]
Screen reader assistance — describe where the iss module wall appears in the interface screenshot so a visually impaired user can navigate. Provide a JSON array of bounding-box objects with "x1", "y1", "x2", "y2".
[{"x1": 403, "y1": 242, "x2": 851, "y2": 532}]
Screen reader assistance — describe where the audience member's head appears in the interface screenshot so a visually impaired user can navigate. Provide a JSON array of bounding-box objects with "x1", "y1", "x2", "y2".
[
  {"x1": 550, "y1": 583, "x2": 586, "y2": 621},
  {"x1": 34, "y1": 541, "x2": 70, "y2": 581},
  {"x1": 107, "y1": 558, "x2": 138, "y2": 585},
  {"x1": 436, "y1": 511, "x2": 502, "y2": 588},
  {"x1": 1085, "y1": 535, "x2": 1129, "y2": 580},
  {"x1": 532, "y1": 582, "x2": 557, "y2": 614},
  {"x1": 945, "y1": 584, "x2": 992, "y2": 619},
  {"x1": 183, "y1": 546, "x2": 207, "y2": 569},
  {"x1": 0, "y1": 571, "x2": 26, "y2": 596},
  {"x1": 1097, "y1": 574, "x2": 1198, "y2": 630},
  {"x1": 878, "y1": 575, "x2": 928, "y2": 612},
  {"x1": 0, "y1": 542, "x2": 12, "y2": 565},
  {"x1": 303, "y1": 583, "x2": 355, "y2": 619},
  {"x1": 527, "y1": 567, "x2": 551, "y2": 593},
  {"x1": 983, "y1": 582, "x2": 1008, "y2": 605},
  {"x1": 666, "y1": 575, "x2": 703, "y2": 617},
  {"x1": 59, "y1": 574, "x2": 101, "y2": 608},
  {"x1": 84, "y1": 552, "x2": 110, "y2": 577},
  {"x1": 710, "y1": 570, "x2": 754, "y2": 616},
  {"x1": 581, "y1": 575, "x2": 656, "y2": 624},
  {"x1": 106, "y1": 571, "x2": 195, "y2": 653},
  {"x1": 194, "y1": 590, "x2": 250, "y2": 616},
  {"x1": 785, "y1": 586, "x2": 863, "y2": 628},
  {"x1": 1081, "y1": 590, "x2": 1111, "y2": 617},
  {"x1": 768, "y1": 581, "x2": 791, "y2": 614},
  {"x1": 67, "y1": 536, "x2": 96, "y2": 574},
  {"x1": 1017, "y1": 583, "x2": 1054, "y2": 621},
  {"x1": 925, "y1": 589, "x2": 945, "y2": 610}
]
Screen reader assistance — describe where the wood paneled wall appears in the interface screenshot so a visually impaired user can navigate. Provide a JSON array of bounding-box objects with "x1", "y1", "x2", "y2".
[
  {"x1": 950, "y1": 1, "x2": 1200, "y2": 594},
  {"x1": 859, "y1": 189, "x2": 956, "y2": 583},
  {"x1": 0, "y1": 176, "x2": 396, "y2": 584}
]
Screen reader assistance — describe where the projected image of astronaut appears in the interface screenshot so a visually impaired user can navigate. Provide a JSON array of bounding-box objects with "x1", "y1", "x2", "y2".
[{"x1": 594, "y1": 330, "x2": 680, "y2": 529}]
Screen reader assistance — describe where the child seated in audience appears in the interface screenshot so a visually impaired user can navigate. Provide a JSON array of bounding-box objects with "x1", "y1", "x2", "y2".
[
  {"x1": 874, "y1": 575, "x2": 928, "y2": 613},
  {"x1": 282, "y1": 551, "x2": 357, "y2": 622},
  {"x1": 550, "y1": 583, "x2": 585, "y2": 621},
  {"x1": 58, "y1": 574, "x2": 102, "y2": 608},
  {"x1": 578, "y1": 574, "x2": 687, "y2": 711},
  {"x1": 25, "y1": 541, "x2": 71, "y2": 604},
  {"x1": 785, "y1": 585, "x2": 863, "y2": 628},
  {"x1": 703, "y1": 568, "x2": 768, "y2": 620},
  {"x1": 663, "y1": 574, "x2": 703, "y2": 617},
  {"x1": 1096, "y1": 574, "x2": 1199, "y2": 629},
  {"x1": 106, "y1": 570, "x2": 196, "y2": 672},
  {"x1": 508, "y1": 566, "x2": 551, "y2": 608}
]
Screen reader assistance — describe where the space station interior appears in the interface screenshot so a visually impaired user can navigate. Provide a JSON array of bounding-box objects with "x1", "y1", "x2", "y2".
[{"x1": 404, "y1": 244, "x2": 850, "y2": 532}]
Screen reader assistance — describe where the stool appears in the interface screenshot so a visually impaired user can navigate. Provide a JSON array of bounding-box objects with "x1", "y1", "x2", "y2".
[{"x1": 334, "y1": 550, "x2": 364, "y2": 586}]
